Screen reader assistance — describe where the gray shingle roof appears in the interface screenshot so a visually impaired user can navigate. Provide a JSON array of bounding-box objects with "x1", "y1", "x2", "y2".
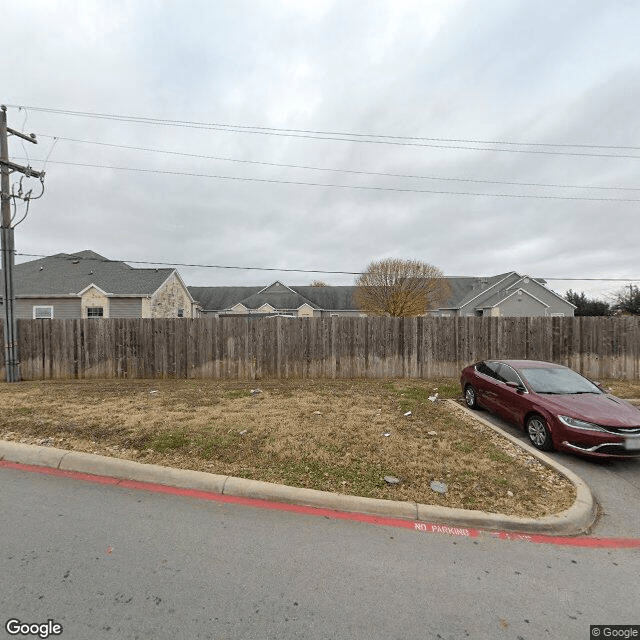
[
  {"x1": 293, "y1": 286, "x2": 358, "y2": 310},
  {"x1": 188, "y1": 283, "x2": 359, "y2": 311},
  {"x1": 237, "y1": 290, "x2": 319, "y2": 310},
  {"x1": 188, "y1": 286, "x2": 262, "y2": 311},
  {"x1": 445, "y1": 273, "x2": 515, "y2": 309},
  {"x1": 188, "y1": 276, "x2": 563, "y2": 314},
  {"x1": 14, "y1": 251, "x2": 174, "y2": 296}
]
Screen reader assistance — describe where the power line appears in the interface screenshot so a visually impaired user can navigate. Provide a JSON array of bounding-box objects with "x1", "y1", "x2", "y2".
[
  {"x1": 15, "y1": 252, "x2": 640, "y2": 282},
  {"x1": 14, "y1": 157, "x2": 640, "y2": 202},
  {"x1": 10, "y1": 104, "x2": 640, "y2": 149},
  {"x1": 38, "y1": 134, "x2": 640, "y2": 192},
  {"x1": 541, "y1": 277, "x2": 640, "y2": 282},
  {"x1": 7, "y1": 104, "x2": 640, "y2": 159}
]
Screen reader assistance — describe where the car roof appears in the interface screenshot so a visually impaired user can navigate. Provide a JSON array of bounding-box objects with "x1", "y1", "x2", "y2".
[{"x1": 485, "y1": 359, "x2": 567, "y2": 369}]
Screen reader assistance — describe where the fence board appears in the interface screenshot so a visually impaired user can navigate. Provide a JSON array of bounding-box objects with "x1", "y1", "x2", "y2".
[{"x1": 2, "y1": 316, "x2": 640, "y2": 381}]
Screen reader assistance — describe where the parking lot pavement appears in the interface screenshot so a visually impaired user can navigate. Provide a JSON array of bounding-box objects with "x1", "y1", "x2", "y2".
[{"x1": 474, "y1": 409, "x2": 640, "y2": 538}]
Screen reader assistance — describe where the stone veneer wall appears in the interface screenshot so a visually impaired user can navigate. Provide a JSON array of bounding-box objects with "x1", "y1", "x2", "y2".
[
  {"x1": 151, "y1": 273, "x2": 194, "y2": 318},
  {"x1": 81, "y1": 286, "x2": 109, "y2": 318}
]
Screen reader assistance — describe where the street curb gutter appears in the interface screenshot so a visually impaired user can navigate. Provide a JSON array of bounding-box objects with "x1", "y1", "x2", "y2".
[{"x1": 0, "y1": 403, "x2": 597, "y2": 536}]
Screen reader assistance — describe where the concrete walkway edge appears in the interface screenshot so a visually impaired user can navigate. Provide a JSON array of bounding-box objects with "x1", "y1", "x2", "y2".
[
  {"x1": 445, "y1": 401, "x2": 597, "y2": 534},
  {"x1": 0, "y1": 403, "x2": 597, "y2": 536}
]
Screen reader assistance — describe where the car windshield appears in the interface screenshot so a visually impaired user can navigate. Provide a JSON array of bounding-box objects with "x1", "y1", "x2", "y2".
[{"x1": 519, "y1": 366, "x2": 603, "y2": 395}]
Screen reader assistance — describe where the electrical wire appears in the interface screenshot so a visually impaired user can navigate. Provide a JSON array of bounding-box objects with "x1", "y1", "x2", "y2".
[
  {"x1": 14, "y1": 252, "x2": 640, "y2": 281},
  {"x1": 37, "y1": 134, "x2": 640, "y2": 192},
  {"x1": 7, "y1": 104, "x2": 640, "y2": 159},
  {"x1": 15, "y1": 252, "x2": 362, "y2": 275},
  {"x1": 13, "y1": 157, "x2": 640, "y2": 202}
]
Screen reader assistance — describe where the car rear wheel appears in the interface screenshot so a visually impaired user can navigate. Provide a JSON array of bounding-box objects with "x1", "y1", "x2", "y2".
[
  {"x1": 526, "y1": 415, "x2": 553, "y2": 451},
  {"x1": 464, "y1": 384, "x2": 479, "y2": 409}
]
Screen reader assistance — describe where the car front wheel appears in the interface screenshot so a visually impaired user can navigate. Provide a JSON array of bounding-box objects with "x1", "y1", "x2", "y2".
[
  {"x1": 526, "y1": 414, "x2": 553, "y2": 451},
  {"x1": 464, "y1": 384, "x2": 479, "y2": 409}
]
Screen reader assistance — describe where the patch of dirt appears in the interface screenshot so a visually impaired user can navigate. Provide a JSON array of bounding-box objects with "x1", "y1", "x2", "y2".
[
  {"x1": 601, "y1": 379, "x2": 640, "y2": 405},
  {"x1": 0, "y1": 378, "x2": 576, "y2": 518}
]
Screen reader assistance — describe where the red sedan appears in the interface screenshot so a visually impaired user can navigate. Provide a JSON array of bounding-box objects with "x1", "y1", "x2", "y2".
[{"x1": 460, "y1": 359, "x2": 640, "y2": 458}]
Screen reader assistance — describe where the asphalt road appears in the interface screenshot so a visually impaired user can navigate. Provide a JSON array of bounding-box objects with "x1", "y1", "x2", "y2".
[
  {"x1": 473, "y1": 408, "x2": 640, "y2": 538},
  {"x1": 2, "y1": 466, "x2": 639, "y2": 640}
]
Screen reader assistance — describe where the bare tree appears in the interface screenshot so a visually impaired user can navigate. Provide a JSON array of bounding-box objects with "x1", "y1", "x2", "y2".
[
  {"x1": 309, "y1": 280, "x2": 328, "y2": 287},
  {"x1": 354, "y1": 258, "x2": 451, "y2": 317}
]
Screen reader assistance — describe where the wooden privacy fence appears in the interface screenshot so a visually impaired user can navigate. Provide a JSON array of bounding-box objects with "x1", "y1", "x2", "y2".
[{"x1": 1, "y1": 316, "x2": 639, "y2": 381}]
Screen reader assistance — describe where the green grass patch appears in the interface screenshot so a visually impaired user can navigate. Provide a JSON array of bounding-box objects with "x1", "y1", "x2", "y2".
[
  {"x1": 454, "y1": 441, "x2": 474, "y2": 454},
  {"x1": 487, "y1": 447, "x2": 514, "y2": 464},
  {"x1": 275, "y1": 458, "x2": 389, "y2": 498},
  {"x1": 390, "y1": 385, "x2": 440, "y2": 414},
  {"x1": 433, "y1": 382, "x2": 461, "y2": 399},
  {"x1": 151, "y1": 431, "x2": 190, "y2": 453},
  {"x1": 224, "y1": 390, "x2": 252, "y2": 399},
  {"x1": 195, "y1": 431, "x2": 241, "y2": 460},
  {"x1": 397, "y1": 387, "x2": 434, "y2": 402}
]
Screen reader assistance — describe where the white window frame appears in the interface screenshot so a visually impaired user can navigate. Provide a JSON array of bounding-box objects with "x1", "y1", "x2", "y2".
[
  {"x1": 86, "y1": 307, "x2": 104, "y2": 318},
  {"x1": 33, "y1": 306, "x2": 54, "y2": 319}
]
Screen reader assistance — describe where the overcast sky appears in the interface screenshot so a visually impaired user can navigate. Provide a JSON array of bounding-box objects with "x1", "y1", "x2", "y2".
[{"x1": 3, "y1": 0, "x2": 639, "y2": 300}]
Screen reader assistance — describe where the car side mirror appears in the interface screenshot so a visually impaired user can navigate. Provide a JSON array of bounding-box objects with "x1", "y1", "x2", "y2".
[{"x1": 506, "y1": 381, "x2": 525, "y2": 393}]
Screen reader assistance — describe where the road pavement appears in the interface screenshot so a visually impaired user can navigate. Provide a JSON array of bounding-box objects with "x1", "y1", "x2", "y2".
[{"x1": 2, "y1": 465, "x2": 639, "y2": 640}]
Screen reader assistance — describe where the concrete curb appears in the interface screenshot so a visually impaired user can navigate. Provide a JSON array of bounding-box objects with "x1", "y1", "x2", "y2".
[
  {"x1": 0, "y1": 404, "x2": 597, "y2": 536},
  {"x1": 444, "y1": 400, "x2": 597, "y2": 535}
]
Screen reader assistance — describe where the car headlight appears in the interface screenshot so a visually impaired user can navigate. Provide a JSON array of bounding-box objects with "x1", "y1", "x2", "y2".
[{"x1": 558, "y1": 415, "x2": 606, "y2": 432}]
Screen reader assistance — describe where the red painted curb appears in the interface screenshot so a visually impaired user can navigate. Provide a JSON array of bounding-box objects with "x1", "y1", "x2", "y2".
[{"x1": 3, "y1": 460, "x2": 639, "y2": 549}]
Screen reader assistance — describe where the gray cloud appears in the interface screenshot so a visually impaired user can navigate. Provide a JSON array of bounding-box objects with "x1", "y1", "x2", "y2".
[{"x1": 4, "y1": 0, "x2": 640, "y2": 301}]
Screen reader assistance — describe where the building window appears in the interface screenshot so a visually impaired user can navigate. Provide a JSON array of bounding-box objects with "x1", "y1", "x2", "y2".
[
  {"x1": 177, "y1": 308, "x2": 184, "y2": 318},
  {"x1": 87, "y1": 307, "x2": 104, "y2": 318},
  {"x1": 33, "y1": 306, "x2": 53, "y2": 319}
]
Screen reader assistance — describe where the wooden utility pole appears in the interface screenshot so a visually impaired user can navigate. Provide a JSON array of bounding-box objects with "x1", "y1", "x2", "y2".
[{"x1": 1, "y1": 105, "x2": 43, "y2": 382}]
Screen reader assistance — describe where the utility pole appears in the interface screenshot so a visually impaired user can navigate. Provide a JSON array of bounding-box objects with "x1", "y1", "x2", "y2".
[{"x1": 1, "y1": 105, "x2": 43, "y2": 382}]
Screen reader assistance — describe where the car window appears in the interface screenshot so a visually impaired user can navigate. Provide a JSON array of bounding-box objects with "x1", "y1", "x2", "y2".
[
  {"x1": 519, "y1": 366, "x2": 603, "y2": 395},
  {"x1": 496, "y1": 364, "x2": 524, "y2": 386},
  {"x1": 475, "y1": 361, "x2": 504, "y2": 381}
]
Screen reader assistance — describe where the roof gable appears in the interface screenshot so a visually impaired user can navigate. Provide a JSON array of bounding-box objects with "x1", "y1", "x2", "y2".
[
  {"x1": 77, "y1": 283, "x2": 109, "y2": 296},
  {"x1": 454, "y1": 273, "x2": 518, "y2": 309},
  {"x1": 188, "y1": 286, "x2": 262, "y2": 310},
  {"x1": 234, "y1": 288, "x2": 318, "y2": 311},
  {"x1": 483, "y1": 288, "x2": 550, "y2": 309},
  {"x1": 257, "y1": 281, "x2": 297, "y2": 295},
  {"x1": 507, "y1": 276, "x2": 577, "y2": 309}
]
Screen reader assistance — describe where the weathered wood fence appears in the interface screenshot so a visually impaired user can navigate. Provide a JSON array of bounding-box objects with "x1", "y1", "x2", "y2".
[{"x1": 1, "y1": 316, "x2": 639, "y2": 381}]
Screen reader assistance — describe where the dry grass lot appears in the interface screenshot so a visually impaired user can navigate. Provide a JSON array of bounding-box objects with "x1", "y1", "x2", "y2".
[{"x1": 3, "y1": 377, "x2": 637, "y2": 518}]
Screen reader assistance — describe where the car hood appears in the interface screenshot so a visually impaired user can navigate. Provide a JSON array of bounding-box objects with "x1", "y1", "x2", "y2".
[{"x1": 538, "y1": 393, "x2": 640, "y2": 427}]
